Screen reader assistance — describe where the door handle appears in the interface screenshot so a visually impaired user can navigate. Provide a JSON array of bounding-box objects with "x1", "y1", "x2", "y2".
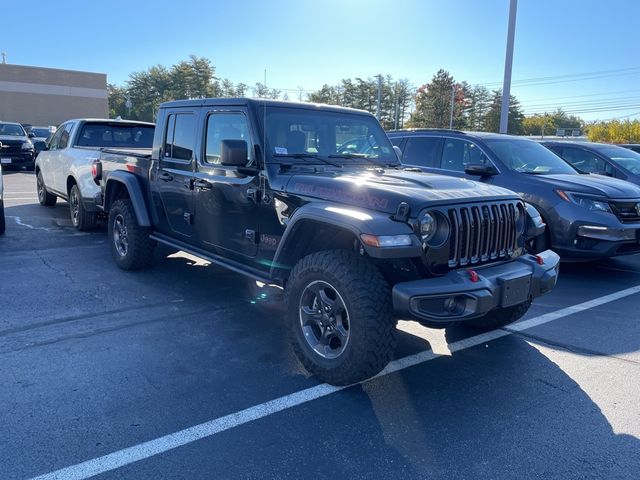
[
  {"x1": 159, "y1": 172, "x2": 174, "y2": 182},
  {"x1": 194, "y1": 179, "x2": 212, "y2": 190}
]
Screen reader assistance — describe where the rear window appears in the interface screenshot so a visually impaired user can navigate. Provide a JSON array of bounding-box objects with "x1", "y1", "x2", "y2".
[{"x1": 76, "y1": 123, "x2": 154, "y2": 148}]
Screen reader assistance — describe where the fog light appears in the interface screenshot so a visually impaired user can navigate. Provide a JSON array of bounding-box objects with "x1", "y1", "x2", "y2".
[{"x1": 444, "y1": 296, "x2": 466, "y2": 315}]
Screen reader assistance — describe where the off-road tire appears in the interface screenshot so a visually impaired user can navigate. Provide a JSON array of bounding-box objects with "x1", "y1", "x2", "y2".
[
  {"x1": 0, "y1": 199, "x2": 5, "y2": 234},
  {"x1": 69, "y1": 184, "x2": 97, "y2": 231},
  {"x1": 108, "y1": 198, "x2": 155, "y2": 270},
  {"x1": 464, "y1": 300, "x2": 532, "y2": 331},
  {"x1": 36, "y1": 170, "x2": 57, "y2": 206},
  {"x1": 286, "y1": 249, "x2": 396, "y2": 386}
]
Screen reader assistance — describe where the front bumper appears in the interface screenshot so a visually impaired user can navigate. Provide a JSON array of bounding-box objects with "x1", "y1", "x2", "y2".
[
  {"x1": 392, "y1": 250, "x2": 560, "y2": 324},
  {"x1": 558, "y1": 222, "x2": 640, "y2": 258},
  {"x1": 0, "y1": 153, "x2": 34, "y2": 167}
]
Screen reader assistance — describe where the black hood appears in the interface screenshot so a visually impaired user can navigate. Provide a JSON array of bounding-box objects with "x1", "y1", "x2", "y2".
[
  {"x1": 285, "y1": 169, "x2": 519, "y2": 215},
  {"x1": 535, "y1": 174, "x2": 640, "y2": 199}
]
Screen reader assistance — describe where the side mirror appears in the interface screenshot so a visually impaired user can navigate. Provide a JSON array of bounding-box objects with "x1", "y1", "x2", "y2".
[
  {"x1": 220, "y1": 139, "x2": 248, "y2": 167},
  {"x1": 28, "y1": 132, "x2": 36, "y2": 138},
  {"x1": 34, "y1": 140, "x2": 48, "y2": 155},
  {"x1": 393, "y1": 145, "x2": 402, "y2": 160},
  {"x1": 464, "y1": 163, "x2": 499, "y2": 177}
]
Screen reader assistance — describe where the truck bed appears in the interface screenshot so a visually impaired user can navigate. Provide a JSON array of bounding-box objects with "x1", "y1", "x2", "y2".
[{"x1": 98, "y1": 148, "x2": 152, "y2": 181}]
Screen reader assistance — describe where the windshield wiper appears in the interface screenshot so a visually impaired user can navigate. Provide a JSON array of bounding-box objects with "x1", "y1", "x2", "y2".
[
  {"x1": 273, "y1": 153, "x2": 342, "y2": 168},
  {"x1": 328, "y1": 153, "x2": 395, "y2": 168}
]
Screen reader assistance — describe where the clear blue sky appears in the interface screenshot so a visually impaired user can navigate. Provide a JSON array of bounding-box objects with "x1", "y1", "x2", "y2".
[{"x1": 4, "y1": 0, "x2": 640, "y2": 121}]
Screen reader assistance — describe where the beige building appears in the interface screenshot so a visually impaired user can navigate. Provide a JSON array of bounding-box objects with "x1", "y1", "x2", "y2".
[{"x1": 0, "y1": 64, "x2": 108, "y2": 126}]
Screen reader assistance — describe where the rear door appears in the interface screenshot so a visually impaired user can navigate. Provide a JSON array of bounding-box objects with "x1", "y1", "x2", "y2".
[
  {"x1": 399, "y1": 135, "x2": 443, "y2": 170},
  {"x1": 155, "y1": 111, "x2": 196, "y2": 239}
]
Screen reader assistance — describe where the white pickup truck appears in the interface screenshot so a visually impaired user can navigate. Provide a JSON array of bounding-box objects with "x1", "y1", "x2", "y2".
[{"x1": 35, "y1": 118, "x2": 154, "y2": 230}]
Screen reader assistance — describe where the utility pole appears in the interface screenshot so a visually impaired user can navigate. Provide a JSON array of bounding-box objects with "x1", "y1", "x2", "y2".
[
  {"x1": 376, "y1": 74, "x2": 383, "y2": 120},
  {"x1": 499, "y1": 0, "x2": 518, "y2": 134},
  {"x1": 1, "y1": 52, "x2": 6, "y2": 64},
  {"x1": 449, "y1": 84, "x2": 456, "y2": 130},
  {"x1": 541, "y1": 111, "x2": 546, "y2": 139}
]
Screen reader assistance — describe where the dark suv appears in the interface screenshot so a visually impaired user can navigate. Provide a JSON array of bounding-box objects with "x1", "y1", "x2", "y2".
[
  {"x1": 0, "y1": 121, "x2": 35, "y2": 170},
  {"x1": 542, "y1": 141, "x2": 640, "y2": 188},
  {"x1": 388, "y1": 129, "x2": 640, "y2": 259}
]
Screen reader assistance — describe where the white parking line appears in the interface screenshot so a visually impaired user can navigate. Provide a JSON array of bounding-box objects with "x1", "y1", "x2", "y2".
[
  {"x1": 7, "y1": 216, "x2": 52, "y2": 232},
  {"x1": 30, "y1": 284, "x2": 640, "y2": 480}
]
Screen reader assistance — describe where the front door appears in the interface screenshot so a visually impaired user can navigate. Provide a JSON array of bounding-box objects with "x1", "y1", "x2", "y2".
[
  {"x1": 156, "y1": 112, "x2": 196, "y2": 238},
  {"x1": 193, "y1": 109, "x2": 259, "y2": 258}
]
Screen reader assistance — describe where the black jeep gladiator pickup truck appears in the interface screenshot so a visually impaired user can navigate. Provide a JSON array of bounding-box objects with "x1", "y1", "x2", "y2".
[{"x1": 94, "y1": 98, "x2": 559, "y2": 385}]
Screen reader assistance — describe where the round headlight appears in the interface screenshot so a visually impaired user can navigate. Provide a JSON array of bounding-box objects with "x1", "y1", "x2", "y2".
[{"x1": 420, "y1": 212, "x2": 437, "y2": 242}]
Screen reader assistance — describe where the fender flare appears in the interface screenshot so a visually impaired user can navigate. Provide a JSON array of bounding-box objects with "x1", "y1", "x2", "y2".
[
  {"x1": 270, "y1": 202, "x2": 422, "y2": 278},
  {"x1": 104, "y1": 171, "x2": 151, "y2": 227}
]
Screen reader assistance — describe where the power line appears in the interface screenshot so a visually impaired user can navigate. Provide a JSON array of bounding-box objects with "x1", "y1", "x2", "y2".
[{"x1": 478, "y1": 66, "x2": 640, "y2": 87}]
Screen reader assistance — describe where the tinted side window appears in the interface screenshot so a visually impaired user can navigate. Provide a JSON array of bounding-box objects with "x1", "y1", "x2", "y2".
[
  {"x1": 164, "y1": 114, "x2": 195, "y2": 161},
  {"x1": 401, "y1": 137, "x2": 441, "y2": 167},
  {"x1": 58, "y1": 123, "x2": 73, "y2": 150},
  {"x1": 560, "y1": 147, "x2": 610, "y2": 174},
  {"x1": 47, "y1": 125, "x2": 65, "y2": 150},
  {"x1": 205, "y1": 112, "x2": 253, "y2": 165},
  {"x1": 441, "y1": 138, "x2": 489, "y2": 171},
  {"x1": 389, "y1": 137, "x2": 404, "y2": 147}
]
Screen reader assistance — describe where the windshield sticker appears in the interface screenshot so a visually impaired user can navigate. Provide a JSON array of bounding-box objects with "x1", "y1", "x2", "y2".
[{"x1": 275, "y1": 147, "x2": 288, "y2": 154}]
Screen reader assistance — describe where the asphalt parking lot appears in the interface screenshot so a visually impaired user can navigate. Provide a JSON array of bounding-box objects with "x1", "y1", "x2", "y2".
[{"x1": 1, "y1": 170, "x2": 640, "y2": 480}]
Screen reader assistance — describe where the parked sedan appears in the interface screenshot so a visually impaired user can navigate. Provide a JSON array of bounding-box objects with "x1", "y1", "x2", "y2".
[
  {"x1": 542, "y1": 141, "x2": 640, "y2": 188},
  {"x1": 388, "y1": 129, "x2": 640, "y2": 259}
]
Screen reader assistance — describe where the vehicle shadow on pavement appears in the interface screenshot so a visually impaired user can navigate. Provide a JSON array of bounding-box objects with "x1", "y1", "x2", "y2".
[{"x1": 143, "y1": 253, "x2": 640, "y2": 479}]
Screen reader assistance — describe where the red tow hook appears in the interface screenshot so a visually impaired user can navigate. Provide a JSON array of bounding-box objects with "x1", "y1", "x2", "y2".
[
  {"x1": 535, "y1": 255, "x2": 545, "y2": 265},
  {"x1": 468, "y1": 269, "x2": 479, "y2": 283}
]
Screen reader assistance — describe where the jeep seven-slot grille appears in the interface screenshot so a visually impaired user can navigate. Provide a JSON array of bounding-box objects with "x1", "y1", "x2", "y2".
[{"x1": 448, "y1": 203, "x2": 518, "y2": 268}]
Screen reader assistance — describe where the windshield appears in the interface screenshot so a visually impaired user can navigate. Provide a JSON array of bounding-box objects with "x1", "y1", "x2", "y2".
[
  {"x1": 485, "y1": 138, "x2": 577, "y2": 175},
  {"x1": 76, "y1": 122, "x2": 154, "y2": 148},
  {"x1": 262, "y1": 106, "x2": 398, "y2": 166},
  {"x1": 596, "y1": 146, "x2": 640, "y2": 174},
  {"x1": 31, "y1": 128, "x2": 51, "y2": 138},
  {"x1": 0, "y1": 123, "x2": 26, "y2": 137}
]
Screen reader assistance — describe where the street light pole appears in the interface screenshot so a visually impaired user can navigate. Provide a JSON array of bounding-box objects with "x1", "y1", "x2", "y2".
[
  {"x1": 376, "y1": 74, "x2": 383, "y2": 120},
  {"x1": 499, "y1": 0, "x2": 518, "y2": 134},
  {"x1": 449, "y1": 84, "x2": 455, "y2": 130}
]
